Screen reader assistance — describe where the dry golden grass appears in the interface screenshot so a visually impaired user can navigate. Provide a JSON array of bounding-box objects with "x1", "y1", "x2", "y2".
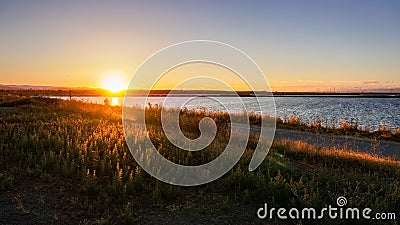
[{"x1": 1, "y1": 96, "x2": 399, "y2": 225}]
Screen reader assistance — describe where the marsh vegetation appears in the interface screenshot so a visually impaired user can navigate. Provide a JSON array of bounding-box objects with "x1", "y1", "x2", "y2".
[{"x1": 0, "y1": 96, "x2": 399, "y2": 224}]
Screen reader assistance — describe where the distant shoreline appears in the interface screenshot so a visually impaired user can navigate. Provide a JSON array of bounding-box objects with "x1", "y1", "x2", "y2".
[{"x1": 1, "y1": 89, "x2": 400, "y2": 98}]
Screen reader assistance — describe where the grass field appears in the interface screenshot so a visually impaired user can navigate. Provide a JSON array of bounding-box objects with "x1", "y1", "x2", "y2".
[{"x1": 0, "y1": 96, "x2": 399, "y2": 224}]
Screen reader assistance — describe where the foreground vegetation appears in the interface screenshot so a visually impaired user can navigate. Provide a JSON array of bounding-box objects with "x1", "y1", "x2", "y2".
[{"x1": 0, "y1": 96, "x2": 399, "y2": 224}]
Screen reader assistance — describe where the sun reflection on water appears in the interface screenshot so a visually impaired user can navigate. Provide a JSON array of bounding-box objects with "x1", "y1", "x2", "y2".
[{"x1": 111, "y1": 97, "x2": 120, "y2": 106}]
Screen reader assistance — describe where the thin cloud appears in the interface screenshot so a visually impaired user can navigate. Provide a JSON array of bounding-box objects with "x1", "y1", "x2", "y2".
[{"x1": 362, "y1": 80, "x2": 380, "y2": 85}]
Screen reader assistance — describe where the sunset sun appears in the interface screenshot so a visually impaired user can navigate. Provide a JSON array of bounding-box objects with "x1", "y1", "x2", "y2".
[{"x1": 102, "y1": 75, "x2": 126, "y2": 93}]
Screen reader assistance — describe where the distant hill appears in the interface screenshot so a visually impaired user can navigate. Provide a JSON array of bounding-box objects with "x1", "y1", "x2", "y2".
[
  {"x1": 0, "y1": 84, "x2": 110, "y2": 96},
  {"x1": 0, "y1": 84, "x2": 94, "y2": 91}
]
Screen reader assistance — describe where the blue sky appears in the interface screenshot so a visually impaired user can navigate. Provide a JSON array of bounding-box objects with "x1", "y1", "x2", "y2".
[{"x1": 0, "y1": 0, "x2": 399, "y2": 91}]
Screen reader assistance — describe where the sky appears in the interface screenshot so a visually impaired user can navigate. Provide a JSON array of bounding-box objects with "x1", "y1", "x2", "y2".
[{"x1": 0, "y1": 0, "x2": 399, "y2": 92}]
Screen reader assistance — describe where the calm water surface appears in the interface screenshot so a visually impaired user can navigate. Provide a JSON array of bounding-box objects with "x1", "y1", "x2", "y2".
[{"x1": 55, "y1": 96, "x2": 400, "y2": 131}]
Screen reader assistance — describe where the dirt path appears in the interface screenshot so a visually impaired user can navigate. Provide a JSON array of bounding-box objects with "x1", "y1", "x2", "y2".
[
  {"x1": 231, "y1": 123, "x2": 400, "y2": 159},
  {"x1": 273, "y1": 129, "x2": 400, "y2": 159}
]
